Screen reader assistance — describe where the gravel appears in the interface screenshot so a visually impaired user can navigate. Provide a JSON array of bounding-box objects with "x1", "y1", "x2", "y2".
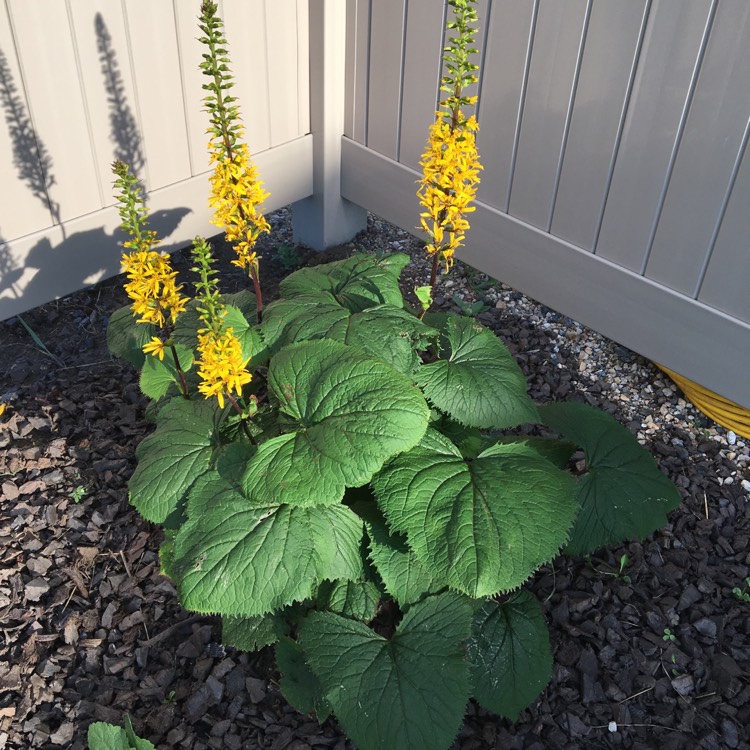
[{"x1": 0, "y1": 207, "x2": 748, "y2": 750}]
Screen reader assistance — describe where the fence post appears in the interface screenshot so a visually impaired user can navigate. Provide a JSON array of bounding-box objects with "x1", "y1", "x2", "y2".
[{"x1": 292, "y1": 0, "x2": 367, "y2": 250}]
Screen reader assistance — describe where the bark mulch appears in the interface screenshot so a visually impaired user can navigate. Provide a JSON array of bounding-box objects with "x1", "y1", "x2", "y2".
[{"x1": 1, "y1": 211, "x2": 748, "y2": 750}]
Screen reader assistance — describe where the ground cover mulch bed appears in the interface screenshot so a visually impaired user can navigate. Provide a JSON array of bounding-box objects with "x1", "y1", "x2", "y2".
[{"x1": 1, "y1": 209, "x2": 748, "y2": 750}]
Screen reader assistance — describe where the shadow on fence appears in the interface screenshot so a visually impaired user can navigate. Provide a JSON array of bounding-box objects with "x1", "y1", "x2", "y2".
[
  {"x1": 95, "y1": 12, "x2": 146, "y2": 185},
  {"x1": 0, "y1": 23, "x2": 191, "y2": 320}
]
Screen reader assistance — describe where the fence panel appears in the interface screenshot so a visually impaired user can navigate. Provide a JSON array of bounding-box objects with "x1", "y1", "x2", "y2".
[
  {"x1": 550, "y1": 0, "x2": 648, "y2": 250},
  {"x1": 0, "y1": 0, "x2": 312, "y2": 320},
  {"x1": 343, "y1": 0, "x2": 750, "y2": 408}
]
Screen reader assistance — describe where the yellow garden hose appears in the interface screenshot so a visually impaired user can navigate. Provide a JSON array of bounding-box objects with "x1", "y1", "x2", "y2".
[{"x1": 657, "y1": 365, "x2": 750, "y2": 440}]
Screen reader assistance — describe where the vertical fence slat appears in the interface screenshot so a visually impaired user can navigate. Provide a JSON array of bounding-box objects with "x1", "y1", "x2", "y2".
[
  {"x1": 265, "y1": 0, "x2": 302, "y2": 148},
  {"x1": 474, "y1": 1, "x2": 535, "y2": 212},
  {"x1": 344, "y1": 0, "x2": 370, "y2": 143},
  {"x1": 546, "y1": 0, "x2": 592, "y2": 232},
  {"x1": 366, "y1": 0, "x2": 406, "y2": 159},
  {"x1": 644, "y1": 0, "x2": 750, "y2": 296},
  {"x1": 507, "y1": 0, "x2": 588, "y2": 230},
  {"x1": 639, "y1": 0, "x2": 718, "y2": 276},
  {"x1": 221, "y1": 0, "x2": 271, "y2": 154},
  {"x1": 7, "y1": 1, "x2": 100, "y2": 221},
  {"x1": 397, "y1": 0, "x2": 445, "y2": 171},
  {"x1": 174, "y1": 0, "x2": 210, "y2": 177},
  {"x1": 697, "y1": 128, "x2": 750, "y2": 323},
  {"x1": 0, "y1": 13, "x2": 53, "y2": 240},
  {"x1": 505, "y1": 0, "x2": 538, "y2": 213},
  {"x1": 591, "y1": 0, "x2": 652, "y2": 254},
  {"x1": 123, "y1": 0, "x2": 190, "y2": 190},
  {"x1": 68, "y1": 1, "x2": 146, "y2": 198},
  {"x1": 594, "y1": 0, "x2": 713, "y2": 272},
  {"x1": 550, "y1": 0, "x2": 646, "y2": 249},
  {"x1": 296, "y1": 0, "x2": 310, "y2": 137}
]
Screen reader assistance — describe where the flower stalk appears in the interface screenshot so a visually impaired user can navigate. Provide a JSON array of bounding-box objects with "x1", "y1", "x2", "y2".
[
  {"x1": 417, "y1": 0, "x2": 482, "y2": 315},
  {"x1": 112, "y1": 160, "x2": 189, "y2": 397},
  {"x1": 199, "y1": 1, "x2": 270, "y2": 321},
  {"x1": 191, "y1": 237, "x2": 253, "y2": 427}
]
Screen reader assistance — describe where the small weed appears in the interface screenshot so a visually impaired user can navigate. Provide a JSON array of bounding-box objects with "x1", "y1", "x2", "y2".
[
  {"x1": 587, "y1": 552, "x2": 632, "y2": 583},
  {"x1": 452, "y1": 295, "x2": 488, "y2": 316},
  {"x1": 662, "y1": 628, "x2": 676, "y2": 642},
  {"x1": 69, "y1": 485, "x2": 87, "y2": 503},
  {"x1": 17, "y1": 315, "x2": 65, "y2": 367},
  {"x1": 162, "y1": 690, "x2": 176, "y2": 706},
  {"x1": 669, "y1": 654, "x2": 682, "y2": 677},
  {"x1": 732, "y1": 577, "x2": 750, "y2": 603},
  {"x1": 272, "y1": 244, "x2": 303, "y2": 272},
  {"x1": 617, "y1": 553, "x2": 631, "y2": 583}
]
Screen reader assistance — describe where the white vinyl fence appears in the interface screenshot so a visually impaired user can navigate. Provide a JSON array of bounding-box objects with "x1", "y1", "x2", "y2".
[
  {"x1": 0, "y1": 0, "x2": 312, "y2": 320},
  {"x1": 342, "y1": 0, "x2": 750, "y2": 409},
  {"x1": 1, "y1": 0, "x2": 748, "y2": 410}
]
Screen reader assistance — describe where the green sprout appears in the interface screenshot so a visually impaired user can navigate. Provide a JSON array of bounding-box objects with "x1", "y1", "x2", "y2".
[
  {"x1": 732, "y1": 577, "x2": 750, "y2": 603},
  {"x1": 69, "y1": 485, "x2": 86, "y2": 503}
]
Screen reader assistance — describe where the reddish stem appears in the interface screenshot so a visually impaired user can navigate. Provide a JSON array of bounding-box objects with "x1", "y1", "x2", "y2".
[
  {"x1": 169, "y1": 343, "x2": 189, "y2": 398},
  {"x1": 249, "y1": 263, "x2": 263, "y2": 322},
  {"x1": 224, "y1": 391, "x2": 255, "y2": 443}
]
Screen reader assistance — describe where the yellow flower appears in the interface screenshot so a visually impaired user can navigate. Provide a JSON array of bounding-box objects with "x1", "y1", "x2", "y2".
[
  {"x1": 417, "y1": 115, "x2": 482, "y2": 270},
  {"x1": 0, "y1": 402, "x2": 6, "y2": 419},
  {"x1": 208, "y1": 140, "x2": 270, "y2": 272},
  {"x1": 113, "y1": 160, "x2": 189, "y2": 330},
  {"x1": 142, "y1": 336, "x2": 168, "y2": 360},
  {"x1": 121, "y1": 250, "x2": 188, "y2": 328},
  {"x1": 195, "y1": 327, "x2": 252, "y2": 409}
]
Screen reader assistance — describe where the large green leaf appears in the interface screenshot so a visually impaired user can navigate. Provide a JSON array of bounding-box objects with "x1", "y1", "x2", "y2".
[
  {"x1": 276, "y1": 636, "x2": 331, "y2": 719},
  {"x1": 491, "y1": 435, "x2": 578, "y2": 468},
  {"x1": 222, "y1": 613, "x2": 283, "y2": 652},
  {"x1": 316, "y1": 579, "x2": 381, "y2": 622},
  {"x1": 128, "y1": 398, "x2": 220, "y2": 523},
  {"x1": 262, "y1": 299, "x2": 435, "y2": 373},
  {"x1": 87, "y1": 723, "x2": 131, "y2": 750},
  {"x1": 139, "y1": 342, "x2": 193, "y2": 400},
  {"x1": 242, "y1": 340, "x2": 430, "y2": 507},
  {"x1": 261, "y1": 295, "x2": 349, "y2": 352},
  {"x1": 467, "y1": 591, "x2": 552, "y2": 719},
  {"x1": 106, "y1": 305, "x2": 157, "y2": 368},
  {"x1": 87, "y1": 721, "x2": 155, "y2": 750},
  {"x1": 372, "y1": 429, "x2": 577, "y2": 597},
  {"x1": 224, "y1": 304, "x2": 266, "y2": 364},
  {"x1": 341, "y1": 306, "x2": 436, "y2": 374},
  {"x1": 172, "y1": 472, "x2": 364, "y2": 616},
  {"x1": 299, "y1": 592, "x2": 473, "y2": 750},
  {"x1": 279, "y1": 253, "x2": 409, "y2": 312},
  {"x1": 359, "y1": 502, "x2": 439, "y2": 607},
  {"x1": 417, "y1": 315, "x2": 538, "y2": 428},
  {"x1": 538, "y1": 402, "x2": 681, "y2": 554}
]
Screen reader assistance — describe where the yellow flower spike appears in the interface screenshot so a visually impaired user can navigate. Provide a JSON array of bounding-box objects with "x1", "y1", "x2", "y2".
[
  {"x1": 191, "y1": 236, "x2": 253, "y2": 409},
  {"x1": 113, "y1": 162, "x2": 188, "y2": 331},
  {"x1": 195, "y1": 328, "x2": 252, "y2": 409},
  {"x1": 200, "y1": 3, "x2": 269, "y2": 317}
]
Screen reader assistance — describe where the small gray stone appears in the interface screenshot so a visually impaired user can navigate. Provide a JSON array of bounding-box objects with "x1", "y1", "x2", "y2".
[
  {"x1": 246, "y1": 676, "x2": 266, "y2": 703},
  {"x1": 721, "y1": 718, "x2": 739, "y2": 748},
  {"x1": 693, "y1": 617, "x2": 717, "y2": 639},
  {"x1": 677, "y1": 584, "x2": 701, "y2": 610},
  {"x1": 184, "y1": 683, "x2": 215, "y2": 723},
  {"x1": 205, "y1": 675, "x2": 224, "y2": 703},
  {"x1": 565, "y1": 713, "x2": 590, "y2": 737},
  {"x1": 24, "y1": 577, "x2": 50, "y2": 602},
  {"x1": 670, "y1": 674, "x2": 694, "y2": 696}
]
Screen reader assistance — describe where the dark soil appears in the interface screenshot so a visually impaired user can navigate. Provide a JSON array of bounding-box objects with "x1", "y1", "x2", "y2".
[{"x1": 1, "y1": 212, "x2": 748, "y2": 750}]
